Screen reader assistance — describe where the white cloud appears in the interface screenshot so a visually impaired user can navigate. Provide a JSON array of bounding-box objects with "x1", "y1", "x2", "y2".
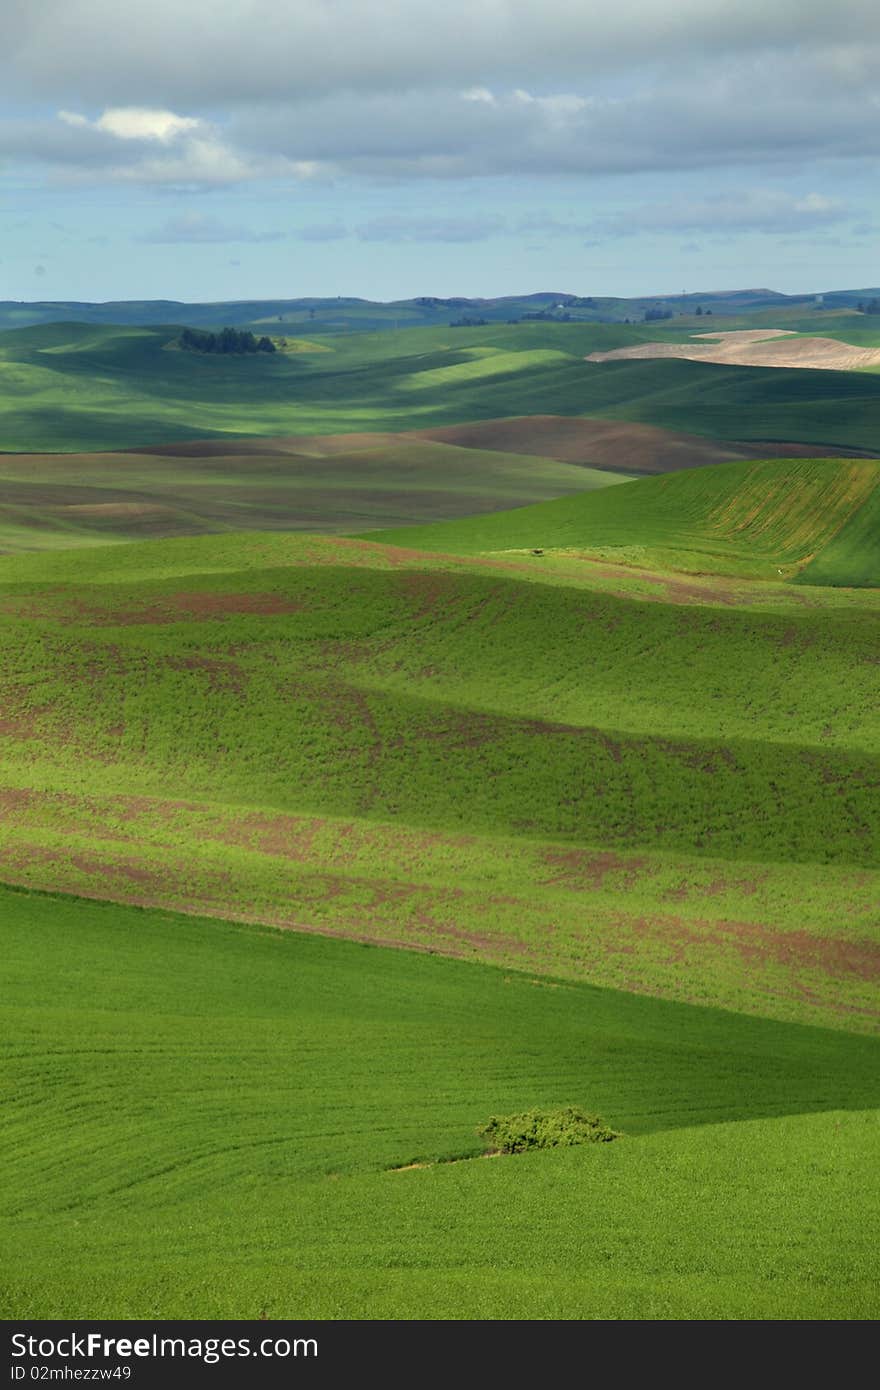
[
  {"x1": 355, "y1": 214, "x2": 505, "y2": 242},
  {"x1": 584, "y1": 189, "x2": 851, "y2": 239},
  {"x1": 97, "y1": 108, "x2": 202, "y2": 142},
  {"x1": 4, "y1": 5, "x2": 880, "y2": 187},
  {"x1": 140, "y1": 212, "x2": 283, "y2": 243},
  {"x1": 0, "y1": 108, "x2": 327, "y2": 187},
  {"x1": 294, "y1": 223, "x2": 349, "y2": 242},
  {"x1": 59, "y1": 106, "x2": 203, "y2": 143},
  {"x1": 8, "y1": 3, "x2": 880, "y2": 107}
]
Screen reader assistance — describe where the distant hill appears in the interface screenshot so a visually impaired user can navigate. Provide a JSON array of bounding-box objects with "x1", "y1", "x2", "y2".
[
  {"x1": 3, "y1": 319, "x2": 880, "y2": 457},
  {"x1": 3, "y1": 285, "x2": 880, "y2": 333}
]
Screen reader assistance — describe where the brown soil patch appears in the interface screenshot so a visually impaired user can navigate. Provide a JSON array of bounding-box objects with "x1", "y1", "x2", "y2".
[
  {"x1": 578, "y1": 562, "x2": 755, "y2": 606},
  {"x1": 542, "y1": 849, "x2": 649, "y2": 890},
  {"x1": 395, "y1": 570, "x2": 456, "y2": 617},
  {"x1": 216, "y1": 812, "x2": 327, "y2": 860},
  {"x1": 390, "y1": 1152, "x2": 503, "y2": 1173},
  {"x1": 416, "y1": 916, "x2": 531, "y2": 954},
  {"x1": 0, "y1": 713, "x2": 37, "y2": 737},
  {"x1": 59, "y1": 502, "x2": 176, "y2": 518},
  {"x1": 587, "y1": 329, "x2": 880, "y2": 372},
  {"x1": 0, "y1": 787, "x2": 58, "y2": 815},
  {"x1": 126, "y1": 432, "x2": 404, "y2": 460},
  {"x1": 663, "y1": 874, "x2": 764, "y2": 903},
  {"x1": 166, "y1": 654, "x2": 245, "y2": 694},
  {"x1": 120, "y1": 414, "x2": 876, "y2": 481},
  {"x1": 406, "y1": 414, "x2": 859, "y2": 473},
  {"x1": 624, "y1": 913, "x2": 880, "y2": 981},
  {"x1": 2, "y1": 843, "x2": 172, "y2": 893},
  {"x1": 55, "y1": 593, "x2": 304, "y2": 625}
]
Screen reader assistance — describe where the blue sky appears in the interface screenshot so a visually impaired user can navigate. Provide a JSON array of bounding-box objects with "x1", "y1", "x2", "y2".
[{"x1": 3, "y1": 1, "x2": 879, "y2": 302}]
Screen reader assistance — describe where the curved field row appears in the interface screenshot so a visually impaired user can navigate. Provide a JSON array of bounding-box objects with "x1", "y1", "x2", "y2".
[
  {"x1": 365, "y1": 457, "x2": 880, "y2": 583},
  {"x1": 587, "y1": 328, "x2": 880, "y2": 371},
  {"x1": 0, "y1": 520, "x2": 878, "y2": 1031},
  {"x1": 1, "y1": 788, "x2": 877, "y2": 1029},
  {"x1": 0, "y1": 437, "x2": 624, "y2": 555},
  {"x1": 2, "y1": 887, "x2": 878, "y2": 1318},
  {"x1": 797, "y1": 483, "x2": 880, "y2": 588},
  {"x1": 5, "y1": 320, "x2": 880, "y2": 456}
]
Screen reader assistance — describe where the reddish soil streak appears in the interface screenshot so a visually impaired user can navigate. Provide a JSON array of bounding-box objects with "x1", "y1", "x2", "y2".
[
  {"x1": 166, "y1": 654, "x2": 245, "y2": 695},
  {"x1": 0, "y1": 714, "x2": 37, "y2": 737},
  {"x1": 395, "y1": 570, "x2": 456, "y2": 618},
  {"x1": 542, "y1": 848, "x2": 649, "y2": 890},
  {"x1": 215, "y1": 812, "x2": 327, "y2": 861},
  {"x1": 621, "y1": 913, "x2": 880, "y2": 981},
  {"x1": 91, "y1": 593, "x2": 305, "y2": 624}
]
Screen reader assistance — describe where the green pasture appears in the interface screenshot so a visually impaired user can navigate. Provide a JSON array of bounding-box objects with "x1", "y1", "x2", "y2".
[
  {"x1": 0, "y1": 438, "x2": 623, "y2": 554},
  {"x1": 797, "y1": 481, "x2": 880, "y2": 588},
  {"x1": 1, "y1": 432, "x2": 878, "y2": 1321},
  {"x1": 3, "y1": 319, "x2": 880, "y2": 455},
  {"x1": 366, "y1": 456, "x2": 880, "y2": 584},
  {"x1": 2, "y1": 887, "x2": 878, "y2": 1319},
  {"x1": 0, "y1": 487, "x2": 877, "y2": 1030}
]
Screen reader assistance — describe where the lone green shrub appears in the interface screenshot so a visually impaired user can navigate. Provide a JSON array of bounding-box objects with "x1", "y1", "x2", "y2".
[{"x1": 478, "y1": 1107, "x2": 620, "y2": 1155}]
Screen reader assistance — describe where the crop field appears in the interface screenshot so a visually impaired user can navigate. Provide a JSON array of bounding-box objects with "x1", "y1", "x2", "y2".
[
  {"x1": 0, "y1": 437, "x2": 625, "y2": 553},
  {"x1": 366, "y1": 456, "x2": 880, "y2": 582},
  {"x1": 1, "y1": 319, "x2": 878, "y2": 1322},
  {"x1": 4, "y1": 319, "x2": 880, "y2": 457},
  {"x1": 2, "y1": 886, "x2": 879, "y2": 1319},
  {"x1": 0, "y1": 488, "x2": 878, "y2": 1041}
]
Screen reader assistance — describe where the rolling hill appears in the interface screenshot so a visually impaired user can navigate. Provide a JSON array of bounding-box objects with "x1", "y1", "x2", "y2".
[
  {"x1": 3, "y1": 286, "x2": 880, "y2": 334},
  {"x1": 1, "y1": 468, "x2": 877, "y2": 1034},
  {"x1": 0, "y1": 437, "x2": 626, "y2": 554},
  {"x1": 364, "y1": 456, "x2": 880, "y2": 585},
  {"x1": 3, "y1": 320, "x2": 880, "y2": 457},
  {"x1": 1, "y1": 347, "x2": 878, "y2": 1322},
  {"x1": 2, "y1": 886, "x2": 878, "y2": 1319}
]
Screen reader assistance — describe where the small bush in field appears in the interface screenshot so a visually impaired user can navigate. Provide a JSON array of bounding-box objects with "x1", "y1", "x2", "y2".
[{"x1": 478, "y1": 1107, "x2": 620, "y2": 1154}]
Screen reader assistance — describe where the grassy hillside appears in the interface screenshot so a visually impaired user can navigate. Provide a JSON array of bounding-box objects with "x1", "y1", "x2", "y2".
[
  {"x1": 2, "y1": 886, "x2": 878, "y2": 1319},
  {"x1": 4, "y1": 320, "x2": 880, "y2": 455},
  {"x1": 3, "y1": 288, "x2": 879, "y2": 335},
  {"x1": 796, "y1": 482, "x2": 880, "y2": 588},
  {"x1": 1, "y1": 454, "x2": 878, "y2": 1322},
  {"x1": 0, "y1": 437, "x2": 624, "y2": 554},
  {"x1": 1, "y1": 502, "x2": 877, "y2": 1031},
  {"x1": 364, "y1": 456, "x2": 880, "y2": 583}
]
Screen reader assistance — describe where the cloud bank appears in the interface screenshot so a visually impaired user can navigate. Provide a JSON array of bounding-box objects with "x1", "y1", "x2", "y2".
[{"x1": 2, "y1": 2, "x2": 879, "y2": 186}]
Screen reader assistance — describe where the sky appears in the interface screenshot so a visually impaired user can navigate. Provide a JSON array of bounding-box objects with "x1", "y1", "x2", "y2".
[{"x1": 2, "y1": 0, "x2": 879, "y2": 303}]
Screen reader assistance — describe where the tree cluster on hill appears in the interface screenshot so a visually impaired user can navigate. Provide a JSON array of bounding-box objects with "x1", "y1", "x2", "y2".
[
  {"x1": 449, "y1": 316, "x2": 489, "y2": 327},
  {"x1": 415, "y1": 296, "x2": 475, "y2": 308},
  {"x1": 857, "y1": 299, "x2": 880, "y2": 314},
  {"x1": 510, "y1": 309, "x2": 573, "y2": 322},
  {"x1": 644, "y1": 308, "x2": 674, "y2": 322},
  {"x1": 179, "y1": 326, "x2": 276, "y2": 355}
]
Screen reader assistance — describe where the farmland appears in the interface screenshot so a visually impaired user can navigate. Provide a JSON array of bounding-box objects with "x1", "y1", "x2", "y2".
[
  {"x1": 0, "y1": 309, "x2": 878, "y2": 1321},
  {"x1": 0, "y1": 436, "x2": 626, "y2": 553},
  {"x1": 3, "y1": 887, "x2": 878, "y2": 1319},
  {"x1": 365, "y1": 456, "x2": 880, "y2": 582},
  {"x1": 3, "y1": 319, "x2": 880, "y2": 458}
]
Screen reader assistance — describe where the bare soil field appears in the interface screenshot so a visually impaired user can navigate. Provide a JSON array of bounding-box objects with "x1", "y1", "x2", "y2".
[
  {"x1": 586, "y1": 329, "x2": 880, "y2": 371},
  {"x1": 407, "y1": 415, "x2": 854, "y2": 473}
]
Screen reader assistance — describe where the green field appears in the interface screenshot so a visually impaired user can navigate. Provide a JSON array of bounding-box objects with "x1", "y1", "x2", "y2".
[
  {"x1": 0, "y1": 436, "x2": 626, "y2": 554},
  {"x1": 1, "y1": 320, "x2": 878, "y2": 1320},
  {"x1": 1, "y1": 479, "x2": 877, "y2": 1035},
  {"x1": 3, "y1": 886, "x2": 878, "y2": 1319},
  {"x1": 365, "y1": 456, "x2": 880, "y2": 584},
  {"x1": 4, "y1": 319, "x2": 880, "y2": 456}
]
